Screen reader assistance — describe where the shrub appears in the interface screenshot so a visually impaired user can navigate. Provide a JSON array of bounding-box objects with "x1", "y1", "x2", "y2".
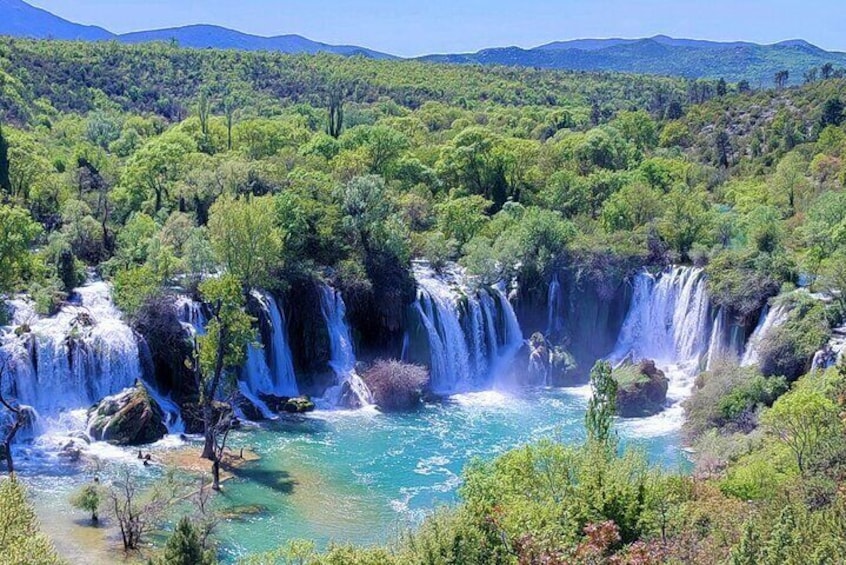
[
  {"x1": 706, "y1": 249, "x2": 790, "y2": 318},
  {"x1": 758, "y1": 294, "x2": 831, "y2": 381},
  {"x1": 684, "y1": 364, "x2": 785, "y2": 439},
  {"x1": 361, "y1": 360, "x2": 428, "y2": 411}
]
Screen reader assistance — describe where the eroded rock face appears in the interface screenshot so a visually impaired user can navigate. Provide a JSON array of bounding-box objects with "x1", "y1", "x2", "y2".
[
  {"x1": 616, "y1": 360, "x2": 669, "y2": 418},
  {"x1": 87, "y1": 386, "x2": 167, "y2": 445}
]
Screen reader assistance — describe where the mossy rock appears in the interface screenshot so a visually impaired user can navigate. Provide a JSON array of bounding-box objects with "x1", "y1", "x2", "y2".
[
  {"x1": 283, "y1": 396, "x2": 316, "y2": 414},
  {"x1": 615, "y1": 360, "x2": 669, "y2": 418},
  {"x1": 87, "y1": 386, "x2": 167, "y2": 446}
]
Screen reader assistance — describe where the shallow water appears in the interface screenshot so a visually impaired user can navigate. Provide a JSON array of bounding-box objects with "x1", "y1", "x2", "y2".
[
  {"x1": 216, "y1": 387, "x2": 686, "y2": 561},
  {"x1": 19, "y1": 387, "x2": 687, "y2": 563}
]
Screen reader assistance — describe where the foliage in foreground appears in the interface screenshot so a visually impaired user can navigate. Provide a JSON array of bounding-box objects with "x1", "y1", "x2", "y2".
[{"x1": 0, "y1": 477, "x2": 63, "y2": 565}]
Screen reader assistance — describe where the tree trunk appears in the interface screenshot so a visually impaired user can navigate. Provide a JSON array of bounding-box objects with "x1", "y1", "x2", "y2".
[
  {"x1": 212, "y1": 459, "x2": 221, "y2": 491},
  {"x1": 201, "y1": 401, "x2": 215, "y2": 460},
  {"x1": 3, "y1": 438, "x2": 12, "y2": 475}
]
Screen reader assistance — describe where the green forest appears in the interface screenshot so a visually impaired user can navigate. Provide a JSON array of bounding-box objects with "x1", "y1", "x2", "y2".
[{"x1": 1, "y1": 36, "x2": 846, "y2": 564}]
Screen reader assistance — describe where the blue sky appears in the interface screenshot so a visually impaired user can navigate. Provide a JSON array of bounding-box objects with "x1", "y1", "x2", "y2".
[{"x1": 27, "y1": 0, "x2": 846, "y2": 57}]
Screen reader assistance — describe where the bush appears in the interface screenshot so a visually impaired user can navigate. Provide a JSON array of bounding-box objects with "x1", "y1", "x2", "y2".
[
  {"x1": 758, "y1": 294, "x2": 831, "y2": 381},
  {"x1": 706, "y1": 249, "x2": 791, "y2": 318},
  {"x1": 685, "y1": 363, "x2": 787, "y2": 439},
  {"x1": 361, "y1": 360, "x2": 428, "y2": 411}
]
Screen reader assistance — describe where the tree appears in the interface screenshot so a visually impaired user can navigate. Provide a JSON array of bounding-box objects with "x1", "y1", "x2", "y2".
[
  {"x1": 0, "y1": 477, "x2": 63, "y2": 564},
  {"x1": 208, "y1": 195, "x2": 283, "y2": 290},
  {"x1": 327, "y1": 82, "x2": 345, "y2": 139},
  {"x1": 196, "y1": 274, "x2": 255, "y2": 489},
  {"x1": 156, "y1": 516, "x2": 216, "y2": 565},
  {"x1": 774, "y1": 70, "x2": 790, "y2": 90},
  {"x1": 118, "y1": 132, "x2": 195, "y2": 214},
  {"x1": 820, "y1": 97, "x2": 844, "y2": 128},
  {"x1": 70, "y1": 479, "x2": 103, "y2": 525},
  {"x1": 223, "y1": 95, "x2": 239, "y2": 151},
  {"x1": 821, "y1": 63, "x2": 835, "y2": 80},
  {"x1": 585, "y1": 360, "x2": 617, "y2": 447},
  {"x1": 0, "y1": 122, "x2": 11, "y2": 195},
  {"x1": 435, "y1": 195, "x2": 492, "y2": 247},
  {"x1": 762, "y1": 388, "x2": 842, "y2": 473},
  {"x1": 715, "y1": 130, "x2": 732, "y2": 168},
  {"x1": 716, "y1": 78, "x2": 728, "y2": 96},
  {"x1": 0, "y1": 204, "x2": 40, "y2": 294},
  {"x1": 0, "y1": 358, "x2": 28, "y2": 475},
  {"x1": 108, "y1": 467, "x2": 184, "y2": 551}
]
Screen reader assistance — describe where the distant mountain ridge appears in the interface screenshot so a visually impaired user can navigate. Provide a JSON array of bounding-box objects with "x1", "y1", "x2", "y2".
[
  {"x1": 0, "y1": 0, "x2": 395, "y2": 59},
  {"x1": 2, "y1": 0, "x2": 845, "y2": 83}
]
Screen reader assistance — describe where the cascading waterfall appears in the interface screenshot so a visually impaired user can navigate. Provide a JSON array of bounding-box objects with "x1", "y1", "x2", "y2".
[
  {"x1": 319, "y1": 285, "x2": 373, "y2": 409},
  {"x1": 740, "y1": 303, "x2": 790, "y2": 367},
  {"x1": 412, "y1": 262, "x2": 524, "y2": 394},
  {"x1": 242, "y1": 291, "x2": 299, "y2": 410},
  {"x1": 610, "y1": 267, "x2": 725, "y2": 434},
  {"x1": 0, "y1": 282, "x2": 143, "y2": 440}
]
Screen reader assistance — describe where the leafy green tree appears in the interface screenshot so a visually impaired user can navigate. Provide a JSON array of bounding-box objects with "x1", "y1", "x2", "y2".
[
  {"x1": 613, "y1": 110, "x2": 658, "y2": 152},
  {"x1": 435, "y1": 195, "x2": 491, "y2": 247},
  {"x1": 117, "y1": 131, "x2": 195, "y2": 214},
  {"x1": 658, "y1": 187, "x2": 713, "y2": 259},
  {"x1": 208, "y1": 195, "x2": 283, "y2": 290},
  {"x1": 586, "y1": 360, "x2": 617, "y2": 447},
  {"x1": 437, "y1": 127, "x2": 511, "y2": 209},
  {"x1": 70, "y1": 480, "x2": 103, "y2": 525},
  {"x1": 762, "y1": 388, "x2": 842, "y2": 473},
  {"x1": 0, "y1": 204, "x2": 41, "y2": 293},
  {"x1": 156, "y1": 516, "x2": 216, "y2": 565},
  {"x1": 820, "y1": 98, "x2": 844, "y2": 128},
  {"x1": 341, "y1": 125, "x2": 409, "y2": 177},
  {"x1": 197, "y1": 274, "x2": 255, "y2": 489}
]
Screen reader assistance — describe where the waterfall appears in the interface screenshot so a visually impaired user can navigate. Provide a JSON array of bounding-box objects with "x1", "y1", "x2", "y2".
[
  {"x1": 611, "y1": 267, "x2": 713, "y2": 369},
  {"x1": 547, "y1": 273, "x2": 565, "y2": 336},
  {"x1": 176, "y1": 295, "x2": 207, "y2": 336},
  {"x1": 242, "y1": 291, "x2": 299, "y2": 402},
  {"x1": 741, "y1": 303, "x2": 790, "y2": 367},
  {"x1": 611, "y1": 267, "x2": 725, "y2": 434},
  {"x1": 318, "y1": 285, "x2": 373, "y2": 409},
  {"x1": 0, "y1": 282, "x2": 142, "y2": 438},
  {"x1": 411, "y1": 262, "x2": 524, "y2": 394}
]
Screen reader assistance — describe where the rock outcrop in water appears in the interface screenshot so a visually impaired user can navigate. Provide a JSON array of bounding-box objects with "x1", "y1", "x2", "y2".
[
  {"x1": 87, "y1": 386, "x2": 167, "y2": 445},
  {"x1": 615, "y1": 360, "x2": 669, "y2": 417}
]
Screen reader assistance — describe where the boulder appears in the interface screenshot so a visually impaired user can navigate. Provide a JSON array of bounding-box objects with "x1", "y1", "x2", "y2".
[
  {"x1": 615, "y1": 360, "x2": 669, "y2": 418},
  {"x1": 283, "y1": 396, "x2": 316, "y2": 414},
  {"x1": 87, "y1": 386, "x2": 167, "y2": 446}
]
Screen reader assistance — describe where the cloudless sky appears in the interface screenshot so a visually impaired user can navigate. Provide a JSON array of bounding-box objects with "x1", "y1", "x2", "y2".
[{"x1": 26, "y1": 0, "x2": 846, "y2": 57}]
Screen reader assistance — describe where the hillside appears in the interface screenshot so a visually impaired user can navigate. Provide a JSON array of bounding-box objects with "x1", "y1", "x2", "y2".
[{"x1": 420, "y1": 36, "x2": 846, "y2": 86}]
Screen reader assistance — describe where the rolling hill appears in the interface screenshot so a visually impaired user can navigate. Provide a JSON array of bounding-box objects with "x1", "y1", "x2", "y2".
[{"x1": 1, "y1": 0, "x2": 845, "y2": 83}]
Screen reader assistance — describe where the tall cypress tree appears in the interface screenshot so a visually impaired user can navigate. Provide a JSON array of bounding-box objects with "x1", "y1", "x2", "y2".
[{"x1": 0, "y1": 121, "x2": 11, "y2": 195}]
